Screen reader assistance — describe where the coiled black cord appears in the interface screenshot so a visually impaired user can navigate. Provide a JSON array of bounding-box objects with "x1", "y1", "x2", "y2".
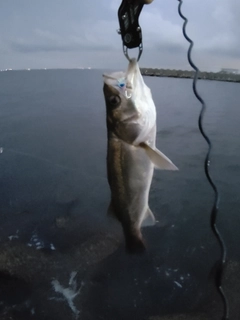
[{"x1": 177, "y1": 1, "x2": 229, "y2": 319}]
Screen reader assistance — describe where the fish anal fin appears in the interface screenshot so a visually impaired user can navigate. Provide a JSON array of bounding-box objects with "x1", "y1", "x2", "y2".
[
  {"x1": 139, "y1": 142, "x2": 179, "y2": 171},
  {"x1": 141, "y1": 207, "x2": 156, "y2": 227}
]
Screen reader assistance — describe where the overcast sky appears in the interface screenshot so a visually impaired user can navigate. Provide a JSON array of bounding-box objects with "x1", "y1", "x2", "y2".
[{"x1": 0, "y1": 0, "x2": 239, "y2": 71}]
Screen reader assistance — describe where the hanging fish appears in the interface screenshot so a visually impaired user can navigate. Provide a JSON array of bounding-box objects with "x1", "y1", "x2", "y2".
[{"x1": 103, "y1": 58, "x2": 178, "y2": 253}]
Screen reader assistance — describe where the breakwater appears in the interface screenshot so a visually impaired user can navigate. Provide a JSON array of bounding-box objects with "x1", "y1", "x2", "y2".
[{"x1": 141, "y1": 68, "x2": 240, "y2": 83}]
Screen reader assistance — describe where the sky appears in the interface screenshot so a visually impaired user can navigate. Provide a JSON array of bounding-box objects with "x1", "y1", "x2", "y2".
[{"x1": 0, "y1": 0, "x2": 239, "y2": 71}]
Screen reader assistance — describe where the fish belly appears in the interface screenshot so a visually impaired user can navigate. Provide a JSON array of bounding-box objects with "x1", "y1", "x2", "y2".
[{"x1": 107, "y1": 127, "x2": 156, "y2": 229}]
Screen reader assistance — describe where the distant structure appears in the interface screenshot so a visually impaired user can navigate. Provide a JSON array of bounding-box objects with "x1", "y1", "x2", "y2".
[
  {"x1": 140, "y1": 67, "x2": 240, "y2": 83},
  {"x1": 220, "y1": 68, "x2": 239, "y2": 74}
]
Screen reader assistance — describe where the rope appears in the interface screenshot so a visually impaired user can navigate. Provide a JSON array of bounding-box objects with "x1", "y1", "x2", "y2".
[{"x1": 177, "y1": 1, "x2": 229, "y2": 319}]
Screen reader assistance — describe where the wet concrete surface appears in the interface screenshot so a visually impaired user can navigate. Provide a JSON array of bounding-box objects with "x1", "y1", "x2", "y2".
[
  {"x1": 0, "y1": 70, "x2": 240, "y2": 319},
  {"x1": 0, "y1": 236, "x2": 239, "y2": 320}
]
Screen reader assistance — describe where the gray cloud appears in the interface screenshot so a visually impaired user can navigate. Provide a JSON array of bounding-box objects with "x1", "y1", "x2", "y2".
[
  {"x1": 9, "y1": 36, "x2": 113, "y2": 54},
  {"x1": 10, "y1": 41, "x2": 78, "y2": 53},
  {"x1": 0, "y1": 0, "x2": 239, "y2": 71}
]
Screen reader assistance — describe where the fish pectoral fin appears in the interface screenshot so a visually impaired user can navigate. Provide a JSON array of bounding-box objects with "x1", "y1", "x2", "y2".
[
  {"x1": 139, "y1": 142, "x2": 179, "y2": 171},
  {"x1": 141, "y1": 207, "x2": 156, "y2": 227}
]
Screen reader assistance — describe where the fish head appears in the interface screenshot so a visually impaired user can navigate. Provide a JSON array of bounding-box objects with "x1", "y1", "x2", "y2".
[{"x1": 103, "y1": 59, "x2": 156, "y2": 145}]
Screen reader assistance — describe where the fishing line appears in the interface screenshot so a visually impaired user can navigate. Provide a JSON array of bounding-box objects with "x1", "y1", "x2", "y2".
[{"x1": 177, "y1": 1, "x2": 229, "y2": 319}]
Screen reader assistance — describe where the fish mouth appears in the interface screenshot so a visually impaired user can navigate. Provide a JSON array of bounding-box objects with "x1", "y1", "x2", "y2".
[{"x1": 122, "y1": 113, "x2": 140, "y2": 123}]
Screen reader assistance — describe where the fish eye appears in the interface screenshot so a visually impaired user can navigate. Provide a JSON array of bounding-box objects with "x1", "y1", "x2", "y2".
[{"x1": 108, "y1": 95, "x2": 121, "y2": 107}]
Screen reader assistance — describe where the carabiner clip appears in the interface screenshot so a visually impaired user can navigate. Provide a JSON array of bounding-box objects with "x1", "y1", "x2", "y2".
[
  {"x1": 118, "y1": 0, "x2": 144, "y2": 62},
  {"x1": 123, "y1": 42, "x2": 143, "y2": 62}
]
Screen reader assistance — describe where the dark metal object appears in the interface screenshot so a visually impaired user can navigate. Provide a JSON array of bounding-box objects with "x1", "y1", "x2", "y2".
[
  {"x1": 118, "y1": 0, "x2": 144, "y2": 61},
  {"x1": 177, "y1": 1, "x2": 229, "y2": 319}
]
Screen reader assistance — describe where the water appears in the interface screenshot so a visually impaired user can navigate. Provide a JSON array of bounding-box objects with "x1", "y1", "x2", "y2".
[{"x1": 0, "y1": 70, "x2": 239, "y2": 319}]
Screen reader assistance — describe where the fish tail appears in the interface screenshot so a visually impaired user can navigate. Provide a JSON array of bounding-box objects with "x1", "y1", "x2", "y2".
[{"x1": 124, "y1": 230, "x2": 146, "y2": 254}]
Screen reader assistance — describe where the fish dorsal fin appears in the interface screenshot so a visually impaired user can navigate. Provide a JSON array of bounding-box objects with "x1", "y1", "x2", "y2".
[
  {"x1": 141, "y1": 207, "x2": 156, "y2": 227},
  {"x1": 139, "y1": 142, "x2": 179, "y2": 171}
]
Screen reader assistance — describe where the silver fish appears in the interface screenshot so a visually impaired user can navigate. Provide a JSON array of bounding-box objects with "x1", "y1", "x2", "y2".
[{"x1": 103, "y1": 58, "x2": 178, "y2": 253}]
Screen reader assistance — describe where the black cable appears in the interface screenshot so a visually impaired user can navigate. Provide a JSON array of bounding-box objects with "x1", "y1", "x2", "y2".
[{"x1": 177, "y1": 1, "x2": 229, "y2": 319}]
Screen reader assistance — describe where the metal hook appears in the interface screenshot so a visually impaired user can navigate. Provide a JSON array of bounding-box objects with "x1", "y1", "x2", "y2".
[{"x1": 123, "y1": 43, "x2": 143, "y2": 62}]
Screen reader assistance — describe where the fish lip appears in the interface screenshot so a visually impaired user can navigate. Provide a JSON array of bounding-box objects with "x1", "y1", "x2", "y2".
[{"x1": 122, "y1": 113, "x2": 141, "y2": 123}]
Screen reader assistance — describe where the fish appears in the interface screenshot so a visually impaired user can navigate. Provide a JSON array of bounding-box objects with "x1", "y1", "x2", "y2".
[{"x1": 103, "y1": 58, "x2": 178, "y2": 254}]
